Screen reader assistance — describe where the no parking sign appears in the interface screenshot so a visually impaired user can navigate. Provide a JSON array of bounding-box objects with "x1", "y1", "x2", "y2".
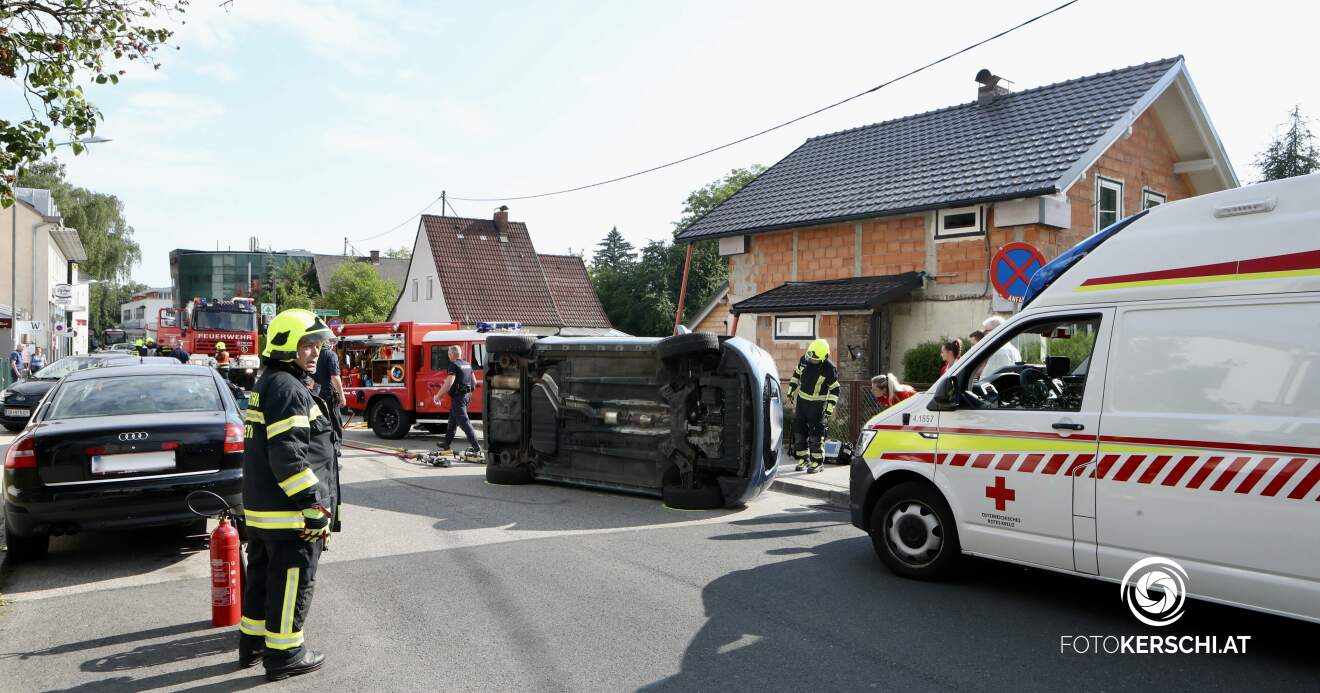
[{"x1": 990, "y1": 242, "x2": 1047, "y2": 302}]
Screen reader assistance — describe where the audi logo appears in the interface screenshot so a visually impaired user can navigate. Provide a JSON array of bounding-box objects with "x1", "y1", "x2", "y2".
[{"x1": 118, "y1": 432, "x2": 149, "y2": 442}]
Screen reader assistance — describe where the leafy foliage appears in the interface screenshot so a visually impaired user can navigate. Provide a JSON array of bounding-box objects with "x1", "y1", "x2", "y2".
[
  {"x1": 1, "y1": 1, "x2": 188, "y2": 207},
  {"x1": 383, "y1": 246, "x2": 411, "y2": 259},
  {"x1": 18, "y1": 161, "x2": 140, "y2": 281},
  {"x1": 322, "y1": 261, "x2": 398, "y2": 324},
  {"x1": 589, "y1": 166, "x2": 763, "y2": 336},
  {"x1": 902, "y1": 340, "x2": 945, "y2": 386},
  {"x1": 1255, "y1": 106, "x2": 1320, "y2": 181}
]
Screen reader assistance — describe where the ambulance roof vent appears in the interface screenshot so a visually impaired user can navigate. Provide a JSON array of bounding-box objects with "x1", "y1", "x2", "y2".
[{"x1": 1213, "y1": 197, "x2": 1277, "y2": 219}]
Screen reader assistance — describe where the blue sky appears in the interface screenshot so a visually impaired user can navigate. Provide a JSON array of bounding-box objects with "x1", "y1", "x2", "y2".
[{"x1": 29, "y1": 0, "x2": 1320, "y2": 286}]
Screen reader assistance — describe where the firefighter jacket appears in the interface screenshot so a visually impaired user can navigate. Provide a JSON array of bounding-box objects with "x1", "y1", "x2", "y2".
[
  {"x1": 786, "y1": 356, "x2": 840, "y2": 415},
  {"x1": 242, "y1": 361, "x2": 340, "y2": 540}
]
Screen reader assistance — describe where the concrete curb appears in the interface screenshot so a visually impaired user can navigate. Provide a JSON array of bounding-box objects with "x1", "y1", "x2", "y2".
[{"x1": 769, "y1": 474, "x2": 850, "y2": 508}]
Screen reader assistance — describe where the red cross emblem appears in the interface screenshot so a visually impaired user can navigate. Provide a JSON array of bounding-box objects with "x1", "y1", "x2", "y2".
[{"x1": 985, "y1": 476, "x2": 1016, "y2": 511}]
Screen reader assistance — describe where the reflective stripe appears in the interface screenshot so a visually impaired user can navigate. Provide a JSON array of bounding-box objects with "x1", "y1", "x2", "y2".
[
  {"x1": 797, "y1": 392, "x2": 831, "y2": 402},
  {"x1": 309, "y1": 406, "x2": 323, "y2": 422},
  {"x1": 281, "y1": 567, "x2": 300, "y2": 636},
  {"x1": 265, "y1": 630, "x2": 304, "y2": 651},
  {"x1": 278, "y1": 469, "x2": 319, "y2": 496},
  {"x1": 240, "y1": 616, "x2": 266, "y2": 637},
  {"x1": 245, "y1": 410, "x2": 265, "y2": 424},
  {"x1": 267, "y1": 414, "x2": 310, "y2": 439},
  {"x1": 245, "y1": 508, "x2": 304, "y2": 530}
]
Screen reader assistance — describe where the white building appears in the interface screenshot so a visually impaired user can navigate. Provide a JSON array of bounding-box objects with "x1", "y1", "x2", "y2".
[
  {"x1": 0, "y1": 187, "x2": 88, "y2": 368},
  {"x1": 119, "y1": 287, "x2": 174, "y2": 342}
]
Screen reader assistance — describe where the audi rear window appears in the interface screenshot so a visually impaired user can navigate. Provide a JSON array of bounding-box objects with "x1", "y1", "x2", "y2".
[{"x1": 49, "y1": 375, "x2": 222, "y2": 420}]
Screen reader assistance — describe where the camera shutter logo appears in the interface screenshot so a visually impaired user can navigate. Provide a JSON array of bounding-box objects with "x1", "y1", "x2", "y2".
[
  {"x1": 1121, "y1": 557, "x2": 1188, "y2": 627},
  {"x1": 118, "y1": 432, "x2": 149, "y2": 442}
]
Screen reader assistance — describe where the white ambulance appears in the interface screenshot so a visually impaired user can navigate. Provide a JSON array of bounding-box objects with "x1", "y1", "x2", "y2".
[{"x1": 850, "y1": 173, "x2": 1320, "y2": 624}]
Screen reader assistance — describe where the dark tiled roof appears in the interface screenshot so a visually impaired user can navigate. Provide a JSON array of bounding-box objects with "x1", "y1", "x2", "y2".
[
  {"x1": 678, "y1": 57, "x2": 1182, "y2": 240},
  {"x1": 731, "y1": 272, "x2": 924, "y2": 314},
  {"x1": 311, "y1": 254, "x2": 409, "y2": 295},
  {"x1": 422, "y1": 215, "x2": 564, "y2": 326},
  {"x1": 537, "y1": 254, "x2": 613, "y2": 328}
]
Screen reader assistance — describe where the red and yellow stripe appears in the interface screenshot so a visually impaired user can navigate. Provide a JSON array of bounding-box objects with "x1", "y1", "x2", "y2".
[{"x1": 1076, "y1": 249, "x2": 1320, "y2": 292}]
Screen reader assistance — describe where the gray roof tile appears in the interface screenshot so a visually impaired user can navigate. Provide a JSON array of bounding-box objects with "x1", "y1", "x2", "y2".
[{"x1": 678, "y1": 57, "x2": 1181, "y2": 240}]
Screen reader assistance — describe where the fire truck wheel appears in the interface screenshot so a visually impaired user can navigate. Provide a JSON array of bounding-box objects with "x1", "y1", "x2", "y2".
[
  {"x1": 869, "y1": 482, "x2": 961, "y2": 580},
  {"x1": 5, "y1": 524, "x2": 49, "y2": 562},
  {"x1": 486, "y1": 462, "x2": 533, "y2": 485},
  {"x1": 657, "y1": 333, "x2": 719, "y2": 363},
  {"x1": 369, "y1": 398, "x2": 412, "y2": 440},
  {"x1": 486, "y1": 335, "x2": 537, "y2": 356}
]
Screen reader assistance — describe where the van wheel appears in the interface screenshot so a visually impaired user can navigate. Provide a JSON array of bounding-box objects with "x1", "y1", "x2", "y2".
[
  {"x1": 662, "y1": 483, "x2": 724, "y2": 510},
  {"x1": 657, "y1": 333, "x2": 719, "y2": 363},
  {"x1": 486, "y1": 463, "x2": 533, "y2": 485},
  {"x1": 5, "y1": 524, "x2": 49, "y2": 562},
  {"x1": 487, "y1": 335, "x2": 537, "y2": 356},
  {"x1": 370, "y1": 399, "x2": 412, "y2": 439},
  {"x1": 869, "y1": 482, "x2": 960, "y2": 580}
]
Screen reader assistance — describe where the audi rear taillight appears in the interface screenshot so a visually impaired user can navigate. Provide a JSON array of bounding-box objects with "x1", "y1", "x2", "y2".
[
  {"x1": 223, "y1": 423, "x2": 244, "y2": 454},
  {"x1": 4, "y1": 435, "x2": 36, "y2": 469}
]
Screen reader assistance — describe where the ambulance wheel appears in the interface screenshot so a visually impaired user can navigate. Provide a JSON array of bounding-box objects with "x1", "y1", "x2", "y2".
[
  {"x1": 486, "y1": 463, "x2": 533, "y2": 485},
  {"x1": 369, "y1": 399, "x2": 412, "y2": 440},
  {"x1": 487, "y1": 335, "x2": 537, "y2": 356},
  {"x1": 5, "y1": 524, "x2": 49, "y2": 562},
  {"x1": 870, "y1": 482, "x2": 960, "y2": 580},
  {"x1": 657, "y1": 333, "x2": 719, "y2": 363},
  {"x1": 662, "y1": 483, "x2": 724, "y2": 510}
]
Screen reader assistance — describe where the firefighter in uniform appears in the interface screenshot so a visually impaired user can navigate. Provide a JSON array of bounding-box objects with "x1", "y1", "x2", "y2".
[
  {"x1": 238, "y1": 309, "x2": 340, "y2": 681},
  {"x1": 215, "y1": 341, "x2": 232, "y2": 382},
  {"x1": 786, "y1": 339, "x2": 840, "y2": 474}
]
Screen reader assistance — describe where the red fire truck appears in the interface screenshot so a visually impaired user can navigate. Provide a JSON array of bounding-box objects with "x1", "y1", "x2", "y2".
[
  {"x1": 156, "y1": 297, "x2": 261, "y2": 387},
  {"x1": 335, "y1": 320, "x2": 508, "y2": 439}
]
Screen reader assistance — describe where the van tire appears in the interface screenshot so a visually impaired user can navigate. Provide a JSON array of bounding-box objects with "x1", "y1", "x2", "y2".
[
  {"x1": 662, "y1": 483, "x2": 725, "y2": 510},
  {"x1": 869, "y1": 482, "x2": 960, "y2": 580},
  {"x1": 487, "y1": 335, "x2": 537, "y2": 356},
  {"x1": 657, "y1": 333, "x2": 719, "y2": 362},
  {"x1": 369, "y1": 398, "x2": 412, "y2": 440},
  {"x1": 486, "y1": 463, "x2": 533, "y2": 485},
  {"x1": 5, "y1": 525, "x2": 49, "y2": 562}
]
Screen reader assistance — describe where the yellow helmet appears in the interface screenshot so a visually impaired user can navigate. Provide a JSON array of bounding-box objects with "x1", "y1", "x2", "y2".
[
  {"x1": 262, "y1": 309, "x2": 332, "y2": 361},
  {"x1": 806, "y1": 339, "x2": 830, "y2": 362},
  {"x1": 214, "y1": 341, "x2": 226, "y2": 351}
]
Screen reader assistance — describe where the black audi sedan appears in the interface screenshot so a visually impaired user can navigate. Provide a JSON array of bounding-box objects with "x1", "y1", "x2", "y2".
[
  {"x1": 3, "y1": 363, "x2": 244, "y2": 560},
  {"x1": 2, "y1": 353, "x2": 138, "y2": 432}
]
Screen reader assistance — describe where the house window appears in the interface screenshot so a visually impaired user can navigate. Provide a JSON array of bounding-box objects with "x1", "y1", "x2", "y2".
[
  {"x1": 1096, "y1": 177, "x2": 1124, "y2": 230},
  {"x1": 426, "y1": 276, "x2": 434, "y2": 300},
  {"x1": 936, "y1": 206, "x2": 983, "y2": 240},
  {"x1": 411, "y1": 279, "x2": 418, "y2": 302},
  {"x1": 122, "y1": 309, "x2": 131, "y2": 323},
  {"x1": 136, "y1": 306, "x2": 146, "y2": 320},
  {"x1": 1142, "y1": 189, "x2": 1166, "y2": 210},
  {"x1": 775, "y1": 315, "x2": 816, "y2": 340}
]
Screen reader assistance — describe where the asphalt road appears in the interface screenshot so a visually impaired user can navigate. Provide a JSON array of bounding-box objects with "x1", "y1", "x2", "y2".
[{"x1": 0, "y1": 428, "x2": 1317, "y2": 692}]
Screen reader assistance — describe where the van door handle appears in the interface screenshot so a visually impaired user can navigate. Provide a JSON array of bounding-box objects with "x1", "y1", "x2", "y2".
[{"x1": 1052, "y1": 422, "x2": 1085, "y2": 431}]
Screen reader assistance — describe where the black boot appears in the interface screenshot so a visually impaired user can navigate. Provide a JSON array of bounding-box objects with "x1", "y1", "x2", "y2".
[
  {"x1": 238, "y1": 634, "x2": 263, "y2": 669},
  {"x1": 265, "y1": 648, "x2": 326, "y2": 681}
]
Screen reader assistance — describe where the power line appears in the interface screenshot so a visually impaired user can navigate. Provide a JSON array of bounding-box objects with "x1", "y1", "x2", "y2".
[{"x1": 353, "y1": 0, "x2": 1080, "y2": 241}]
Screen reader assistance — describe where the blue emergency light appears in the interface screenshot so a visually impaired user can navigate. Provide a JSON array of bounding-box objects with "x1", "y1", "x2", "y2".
[{"x1": 476, "y1": 322, "x2": 522, "y2": 333}]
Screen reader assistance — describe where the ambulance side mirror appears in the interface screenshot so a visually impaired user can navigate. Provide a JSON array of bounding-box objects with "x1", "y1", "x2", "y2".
[{"x1": 927, "y1": 378, "x2": 960, "y2": 412}]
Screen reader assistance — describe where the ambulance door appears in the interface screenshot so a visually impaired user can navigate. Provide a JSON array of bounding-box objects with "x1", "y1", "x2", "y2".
[{"x1": 935, "y1": 309, "x2": 1113, "y2": 572}]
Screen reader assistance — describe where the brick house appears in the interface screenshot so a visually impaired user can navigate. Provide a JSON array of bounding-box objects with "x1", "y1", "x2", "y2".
[
  {"x1": 678, "y1": 57, "x2": 1237, "y2": 382},
  {"x1": 390, "y1": 207, "x2": 616, "y2": 335}
]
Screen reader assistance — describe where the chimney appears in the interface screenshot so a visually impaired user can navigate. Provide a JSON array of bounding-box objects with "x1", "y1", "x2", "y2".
[
  {"x1": 494, "y1": 205, "x2": 509, "y2": 236},
  {"x1": 370, "y1": 250, "x2": 380, "y2": 264},
  {"x1": 975, "y1": 68, "x2": 1010, "y2": 105}
]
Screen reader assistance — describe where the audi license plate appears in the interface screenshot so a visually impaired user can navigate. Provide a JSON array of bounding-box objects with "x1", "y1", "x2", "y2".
[
  {"x1": 4, "y1": 408, "x2": 27, "y2": 418},
  {"x1": 91, "y1": 451, "x2": 176, "y2": 476}
]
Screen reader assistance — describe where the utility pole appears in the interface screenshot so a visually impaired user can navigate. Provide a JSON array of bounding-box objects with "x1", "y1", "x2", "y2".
[{"x1": 441, "y1": 191, "x2": 446, "y2": 217}]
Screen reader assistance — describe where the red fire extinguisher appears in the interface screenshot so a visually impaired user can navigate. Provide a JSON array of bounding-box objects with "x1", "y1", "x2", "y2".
[{"x1": 210, "y1": 515, "x2": 242, "y2": 627}]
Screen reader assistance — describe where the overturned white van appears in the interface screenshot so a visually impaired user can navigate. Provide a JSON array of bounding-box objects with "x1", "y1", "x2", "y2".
[{"x1": 850, "y1": 173, "x2": 1320, "y2": 624}]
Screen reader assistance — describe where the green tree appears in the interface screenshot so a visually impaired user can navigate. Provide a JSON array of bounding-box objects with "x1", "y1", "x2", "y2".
[
  {"x1": 18, "y1": 161, "x2": 140, "y2": 281},
  {"x1": 1255, "y1": 106, "x2": 1320, "y2": 181},
  {"x1": 255, "y1": 258, "x2": 317, "y2": 310},
  {"x1": 591, "y1": 226, "x2": 634, "y2": 269},
  {"x1": 383, "y1": 246, "x2": 411, "y2": 259},
  {"x1": 1, "y1": 1, "x2": 187, "y2": 207},
  {"x1": 89, "y1": 280, "x2": 147, "y2": 337},
  {"x1": 322, "y1": 261, "x2": 398, "y2": 324}
]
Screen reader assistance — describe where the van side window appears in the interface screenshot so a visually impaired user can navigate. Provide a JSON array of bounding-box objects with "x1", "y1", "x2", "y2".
[
  {"x1": 431, "y1": 346, "x2": 450, "y2": 372},
  {"x1": 964, "y1": 316, "x2": 1101, "y2": 412},
  {"x1": 472, "y1": 344, "x2": 485, "y2": 368}
]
